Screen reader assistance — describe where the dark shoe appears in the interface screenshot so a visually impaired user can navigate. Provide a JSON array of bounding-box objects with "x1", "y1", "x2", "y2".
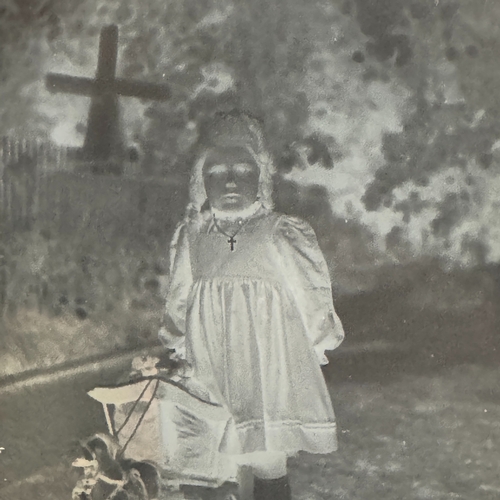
[{"x1": 253, "y1": 476, "x2": 291, "y2": 500}]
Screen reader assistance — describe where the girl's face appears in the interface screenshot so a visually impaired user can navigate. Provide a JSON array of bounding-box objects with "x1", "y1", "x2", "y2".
[{"x1": 203, "y1": 147, "x2": 260, "y2": 212}]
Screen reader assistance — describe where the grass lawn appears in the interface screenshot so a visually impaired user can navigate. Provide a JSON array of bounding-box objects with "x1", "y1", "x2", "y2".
[
  {"x1": 2, "y1": 363, "x2": 499, "y2": 500},
  {"x1": 291, "y1": 363, "x2": 500, "y2": 500}
]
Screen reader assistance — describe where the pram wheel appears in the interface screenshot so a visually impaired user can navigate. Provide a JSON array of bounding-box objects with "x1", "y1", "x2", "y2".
[
  {"x1": 123, "y1": 460, "x2": 162, "y2": 499},
  {"x1": 71, "y1": 434, "x2": 162, "y2": 500}
]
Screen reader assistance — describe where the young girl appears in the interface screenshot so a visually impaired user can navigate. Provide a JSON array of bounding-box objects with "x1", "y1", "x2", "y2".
[{"x1": 160, "y1": 111, "x2": 345, "y2": 500}]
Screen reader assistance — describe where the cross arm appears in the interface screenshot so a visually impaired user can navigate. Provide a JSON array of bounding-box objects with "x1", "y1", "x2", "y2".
[
  {"x1": 46, "y1": 73, "x2": 97, "y2": 96},
  {"x1": 46, "y1": 74, "x2": 171, "y2": 101},
  {"x1": 113, "y1": 78, "x2": 171, "y2": 101}
]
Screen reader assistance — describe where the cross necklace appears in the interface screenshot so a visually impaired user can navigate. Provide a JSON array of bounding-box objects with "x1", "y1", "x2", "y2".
[{"x1": 212, "y1": 216, "x2": 248, "y2": 251}]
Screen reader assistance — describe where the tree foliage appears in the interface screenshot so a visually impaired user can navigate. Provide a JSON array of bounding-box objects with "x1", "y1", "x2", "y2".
[{"x1": 1, "y1": 0, "x2": 499, "y2": 264}]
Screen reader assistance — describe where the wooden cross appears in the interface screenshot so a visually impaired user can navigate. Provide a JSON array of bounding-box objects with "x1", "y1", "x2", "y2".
[
  {"x1": 228, "y1": 236, "x2": 236, "y2": 251},
  {"x1": 46, "y1": 25, "x2": 170, "y2": 172}
]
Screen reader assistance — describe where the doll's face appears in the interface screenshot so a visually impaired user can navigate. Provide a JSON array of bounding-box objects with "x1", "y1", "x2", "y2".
[{"x1": 203, "y1": 147, "x2": 260, "y2": 212}]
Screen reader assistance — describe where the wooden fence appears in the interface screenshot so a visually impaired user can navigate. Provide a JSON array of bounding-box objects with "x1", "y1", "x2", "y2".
[
  {"x1": 0, "y1": 137, "x2": 71, "y2": 316},
  {"x1": 0, "y1": 137, "x2": 73, "y2": 232},
  {"x1": 0, "y1": 136, "x2": 188, "y2": 232},
  {"x1": 0, "y1": 136, "x2": 187, "y2": 318}
]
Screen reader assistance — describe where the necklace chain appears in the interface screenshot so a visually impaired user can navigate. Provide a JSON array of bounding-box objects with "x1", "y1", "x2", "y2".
[{"x1": 212, "y1": 215, "x2": 248, "y2": 251}]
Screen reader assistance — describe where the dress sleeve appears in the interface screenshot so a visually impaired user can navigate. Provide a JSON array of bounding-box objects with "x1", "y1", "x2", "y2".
[
  {"x1": 274, "y1": 215, "x2": 345, "y2": 365},
  {"x1": 160, "y1": 222, "x2": 193, "y2": 351}
]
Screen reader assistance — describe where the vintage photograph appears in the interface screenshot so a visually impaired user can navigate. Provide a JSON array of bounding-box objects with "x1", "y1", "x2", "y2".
[{"x1": 0, "y1": 0, "x2": 499, "y2": 499}]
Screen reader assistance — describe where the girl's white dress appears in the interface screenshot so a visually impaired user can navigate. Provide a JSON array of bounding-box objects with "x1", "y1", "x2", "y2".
[{"x1": 164, "y1": 207, "x2": 344, "y2": 456}]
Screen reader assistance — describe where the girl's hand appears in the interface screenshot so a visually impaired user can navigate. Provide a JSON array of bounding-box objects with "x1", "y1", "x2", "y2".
[
  {"x1": 158, "y1": 326, "x2": 185, "y2": 351},
  {"x1": 168, "y1": 356, "x2": 194, "y2": 381},
  {"x1": 157, "y1": 344, "x2": 193, "y2": 380},
  {"x1": 175, "y1": 360, "x2": 194, "y2": 380},
  {"x1": 169, "y1": 345, "x2": 186, "y2": 362}
]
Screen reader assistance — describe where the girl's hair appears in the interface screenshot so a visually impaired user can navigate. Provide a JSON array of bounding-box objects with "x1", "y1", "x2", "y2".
[{"x1": 186, "y1": 110, "x2": 275, "y2": 219}]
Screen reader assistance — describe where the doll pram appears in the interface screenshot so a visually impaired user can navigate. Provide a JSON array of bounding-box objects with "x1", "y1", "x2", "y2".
[{"x1": 71, "y1": 372, "x2": 240, "y2": 500}]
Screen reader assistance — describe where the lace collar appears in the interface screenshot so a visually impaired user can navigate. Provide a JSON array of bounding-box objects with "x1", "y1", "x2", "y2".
[
  {"x1": 210, "y1": 201, "x2": 263, "y2": 222},
  {"x1": 206, "y1": 202, "x2": 267, "y2": 234}
]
